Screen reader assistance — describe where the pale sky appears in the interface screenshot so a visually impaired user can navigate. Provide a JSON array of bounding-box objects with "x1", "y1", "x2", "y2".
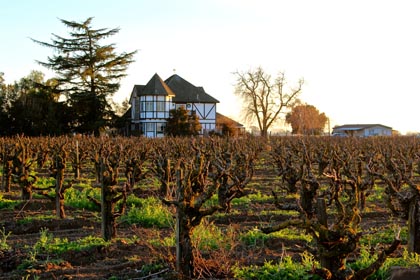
[{"x1": 1, "y1": 0, "x2": 419, "y2": 134}]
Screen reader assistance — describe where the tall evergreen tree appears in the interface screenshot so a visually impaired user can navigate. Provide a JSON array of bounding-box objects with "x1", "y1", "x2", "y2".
[{"x1": 32, "y1": 17, "x2": 137, "y2": 135}]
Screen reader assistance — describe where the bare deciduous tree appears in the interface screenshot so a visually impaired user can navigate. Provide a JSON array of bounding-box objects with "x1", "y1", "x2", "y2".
[{"x1": 234, "y1": 67, "x2": 303, "y2": 138}]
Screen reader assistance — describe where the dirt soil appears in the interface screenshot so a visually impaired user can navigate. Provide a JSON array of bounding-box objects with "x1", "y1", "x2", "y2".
[{"x1": 0, "y1": 159, "x2": 403, "y2": 279}]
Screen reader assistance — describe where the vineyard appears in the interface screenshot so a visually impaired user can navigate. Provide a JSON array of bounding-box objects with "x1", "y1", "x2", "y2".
[{"x1": 1, "y1": 135, "x2": 420, "y2": 279}]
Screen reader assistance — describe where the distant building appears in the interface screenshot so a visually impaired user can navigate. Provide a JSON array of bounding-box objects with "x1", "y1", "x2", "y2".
[
  {"x1": 128, "y1": 73, "x2": 219, "y2": 137},
  {"x1": 215, "y1": 113, "x2": 246, "y2": 137},
  {"x1": 332, "y1": 124, "x2": 392, "y2": 137}
]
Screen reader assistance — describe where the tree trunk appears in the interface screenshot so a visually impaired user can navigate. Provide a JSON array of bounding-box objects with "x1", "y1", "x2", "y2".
[
  {"x1": 74, "y1": 140, "x2": 80, "y2": 179},
  {"x1": 101, "y1": 186, "x2": 116, "y2": 241},
  {"x1": 95, "y1": 162, "x2": 101, "y2": 184},
  {"x1": 260, "y1": 128, "x2": 268, "y2": 139},
  {"x1": 56, "y1": 169, "x2": 66, "y2": 219},
  {"x1": 2, "y1": 161, "x2": 12, "y2": 192},
  {"x1": 316, "y1": 198, "x2": 351, "y2": 280},
  {"x1": 74, "y1": 164, "x2": 80, "y2": 180},
  {"x1": 359, "y1": 191, "x2": 366, "y2": 211},
  {"x1": 21, "y1": 183, "x2": 32, "y2": 200},
  {"x1": 408, "y1": 198, "x2": 420, "y2": 253},
  {"x1": 176, "y1": 206, "x2": 194, "y2": 279}
]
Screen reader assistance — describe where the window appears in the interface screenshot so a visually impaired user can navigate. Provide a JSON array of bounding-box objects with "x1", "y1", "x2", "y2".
[
  {"x1": 145, "y1": 102, "x2": 154, "y2": 111},
  {"x1": 145, "y1": 123, "x2": 154, "y2": 132},
  {"x1": 156, "y1": 101, "x2": 165, "y2": 112},
  {"x1": 157, "y1": 123, "x2": 166, "y2": 132}
]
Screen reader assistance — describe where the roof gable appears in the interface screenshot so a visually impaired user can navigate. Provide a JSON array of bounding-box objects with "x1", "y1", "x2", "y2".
[
  {"x1": 165, "y1": 74, "x2": 219, "y2": 103},
  {"x1": 132, "y1": 73, "x2": 175, "y2": 97}
]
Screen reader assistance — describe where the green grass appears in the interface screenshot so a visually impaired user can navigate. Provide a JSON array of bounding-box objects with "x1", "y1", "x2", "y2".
[
  {"x1": 34, "y1": 228, "x2": 110, "y2": 254},
  {"x1": 349, "y1": 246, "x2": 420, "y2": 279},
  {"x1": 124, "y1": 194, "x2": 144, "y2": 208},
  {"x1": 201, "y1": 191, "x2": 274, "y2": 210},
  {"x1": 0, "y1": 227, "x2": 11, "y2": 250},
  {"x1": 149, "y1": 220, "x2": 237, "y2": 252},
  {"x1": 366, "y1": 184, "x2": 386, "y2": 203},
  {"x1": 149, "y1": 231, "x2": 175, "y2": 247},
  {"x1": 360, "y1": 225, "x2": 408, "y2": 246},
  {"x1": 19, "y1": 228, "x2": 110, "y2": 270},
  {"x1": 192, "y1": 220, "x2": 235, "y2": 251},
  {"x1": 134, "y1": 176, "x2": 161, "y2": 190},
  {"x1": 33, "y1": 176, "x2": 56, "y2": 189},
  {"x1": 17, "y1": 213, "x2": 56, "y2": 225},
  {"x1": 0, "y1": 194, "x2": 20, "y2": 210},
  {"x1": 233, "y1": 251, "x2": 321, "y2": 280},
  {"x1": 240, "y1": 227, "x2": 312, "y2": 247},
  {"x1": 260, "y1": 209, "x2": 300, "y2": 217},
  {"x1": 120, "y1": 196, "x2": 173, "y2": 228},
  {"x1": 65, "y1": 186, "x2": 100, "y2": 211}
]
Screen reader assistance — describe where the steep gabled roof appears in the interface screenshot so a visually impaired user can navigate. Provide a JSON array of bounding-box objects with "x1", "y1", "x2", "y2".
[
  {"x1": 165, "y1": 74, "x2": 219, "y2": 103},
  {"x1": 132, "y1": 73, "x2": 175, "y2": 97}
]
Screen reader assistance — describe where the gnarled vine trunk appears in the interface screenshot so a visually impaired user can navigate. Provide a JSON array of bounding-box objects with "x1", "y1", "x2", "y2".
[{"x1": 408, "y1": 198, "x2": 420, "y2": 253}]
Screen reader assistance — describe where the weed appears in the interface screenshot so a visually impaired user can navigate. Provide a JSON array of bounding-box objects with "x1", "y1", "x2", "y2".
[
  {"x1": 192, "y1": 221, "x2": 239, "y2": 278},
  {"x1": 124, "y1": 194, "x2": 144, "y2": 208},
  {"x1": 0, "y1": 227, "x2": 11, "y2": 250},
  {"x1": 349, "y1": 246, "x2": 420, "y2": 279},
  {"x1": 33, "y1": 176, "x2": 55, "y2": 189},
  {"x1": 361, "y1": 224, "x2": 408, "y2": 246},
  {"x1": 17, "y1": 214, "x2": 56, "y2": 225},
  {"x1": 240, "y1": 227, "x2": 312, "y2": 247},
  {"x1": 21, "y1": 228, "x2": 110, "y2": 270},
  {"x1": 260, "y1": 209, "x2": 300, "y2": 217},
  {"x1": 138, "y1": 262, "x2": 166, "y2": 275},
  {"x1": 120, "y1": 196, "x2": 173, "y2": 228},
  {"x1": 65, "y1": 186, "x2": 100, "y2": 211},
  {"x1": 246, "y1": 191, "x2": 273, "y2": 203},
  {"x1": 192, "y1": 220, "x2": 233, "y2": 251},
  {"x1": 150, "y1": 234, "x2": 175, "y2": 247},
  {"x1": 233, "y1": 252, "x2": 322, "y2": 280},
  {"x1": 240, "y1": 227, "x2": 269, "y2": 247},
  {"x1": 0, "y1": 194, "x2": 20, "y2": 210}
]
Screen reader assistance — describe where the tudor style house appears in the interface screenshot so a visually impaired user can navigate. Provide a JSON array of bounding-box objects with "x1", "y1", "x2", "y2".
[
  {"x1": 129, "y1": 73, "x2": 219, "y2": 137},
  {"x1": 332, "y1": 124, "x2": 392, "y2": 137}
]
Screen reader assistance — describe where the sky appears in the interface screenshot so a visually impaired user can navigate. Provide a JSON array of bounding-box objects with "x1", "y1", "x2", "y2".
[{"x1": 1, "y1": 0, "x2": 420, "y2": 134}]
